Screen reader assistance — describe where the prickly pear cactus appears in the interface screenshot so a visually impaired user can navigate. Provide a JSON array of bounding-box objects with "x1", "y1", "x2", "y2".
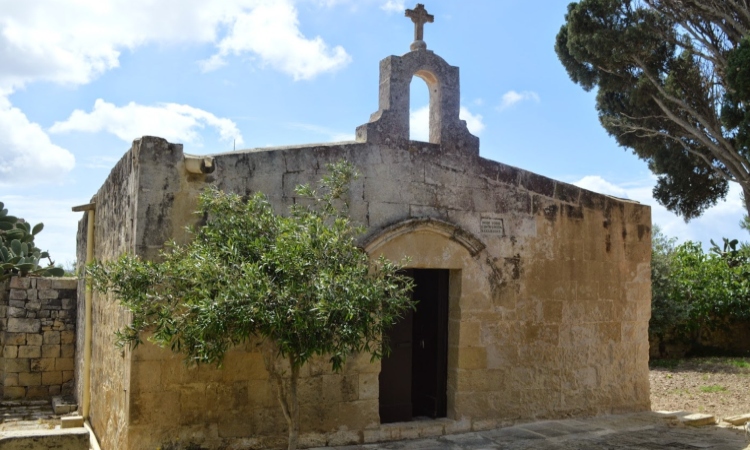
[{"x1": 0, "y1": 201, "x2": 65, "y2": 281}]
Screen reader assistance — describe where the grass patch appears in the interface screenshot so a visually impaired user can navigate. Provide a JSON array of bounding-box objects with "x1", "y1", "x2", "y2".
[
  {"x1": 650, "y1": 359, "x2": 680, "y2": 370},
  {"x1": 728, "y1": 359, "x2": 750, "y2": 369},
  {"x1": 699, "y1": 384, "x2": 727, "y2": 393}
]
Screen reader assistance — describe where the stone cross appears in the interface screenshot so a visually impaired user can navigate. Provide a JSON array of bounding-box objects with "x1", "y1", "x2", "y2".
[{"x1": 405, "y1": 3, "x2": 433, "y2": 51}]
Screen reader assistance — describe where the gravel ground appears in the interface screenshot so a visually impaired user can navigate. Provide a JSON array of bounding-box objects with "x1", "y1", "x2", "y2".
[{"x1": 650, "y1": 357, "x2": 750, "y2": 422}]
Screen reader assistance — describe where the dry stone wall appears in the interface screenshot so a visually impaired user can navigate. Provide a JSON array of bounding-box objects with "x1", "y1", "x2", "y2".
[{"x1": 0, "y1": 277, "x2": 76, "y2": 400}]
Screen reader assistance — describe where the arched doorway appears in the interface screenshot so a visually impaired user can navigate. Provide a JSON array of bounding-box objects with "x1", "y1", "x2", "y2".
[{"x1": 363, "y1": 218, "x2": 487, "y2": 424}]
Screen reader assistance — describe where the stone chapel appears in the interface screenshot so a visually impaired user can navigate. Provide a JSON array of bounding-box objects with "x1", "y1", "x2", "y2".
[{"x1": 75, "y1": 5, "x2": 652, "y2": 449}]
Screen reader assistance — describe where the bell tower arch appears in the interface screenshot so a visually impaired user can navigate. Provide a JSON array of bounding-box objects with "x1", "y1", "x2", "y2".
[{"x1": 355, "y1": 4, "x2": 479, "y2": 155}]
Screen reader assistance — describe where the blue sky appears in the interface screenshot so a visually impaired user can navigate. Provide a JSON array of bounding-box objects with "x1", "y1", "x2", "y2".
[{"x1": 1, "y1": 0, "x2": 746, "y2": 266}]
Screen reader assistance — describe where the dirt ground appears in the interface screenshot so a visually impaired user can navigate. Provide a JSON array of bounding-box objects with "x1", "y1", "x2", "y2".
[{"x1": 650, "y1": 357, "x2": 750, "y2": 422}]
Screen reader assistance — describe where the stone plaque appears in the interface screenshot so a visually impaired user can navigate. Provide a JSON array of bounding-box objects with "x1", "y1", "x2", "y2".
[{"x1": 480, "y1": 217, "x2": 505, "y2": 235}]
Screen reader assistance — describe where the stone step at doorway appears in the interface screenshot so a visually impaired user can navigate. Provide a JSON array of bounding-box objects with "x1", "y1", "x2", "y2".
[{"x1": 0, "y1": 399, "x2": 59, "y2": 432}]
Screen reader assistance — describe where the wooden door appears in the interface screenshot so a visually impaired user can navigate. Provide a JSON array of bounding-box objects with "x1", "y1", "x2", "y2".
[{"x1": 379, "y1": 269, "x2": 448, "y2": 423}]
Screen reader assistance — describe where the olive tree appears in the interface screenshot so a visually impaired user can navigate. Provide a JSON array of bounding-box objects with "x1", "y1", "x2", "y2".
[{"x1": 89, "y1": 162, "x2": 415, "y2": 450}]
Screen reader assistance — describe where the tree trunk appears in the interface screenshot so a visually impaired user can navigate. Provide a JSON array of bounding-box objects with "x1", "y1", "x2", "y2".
[
  {"x1": 287, "y1": 360, "x2": 301, "y2": 450},
  {"x1": 261, "y1": 341, "x2": 302, "y2": 450}
]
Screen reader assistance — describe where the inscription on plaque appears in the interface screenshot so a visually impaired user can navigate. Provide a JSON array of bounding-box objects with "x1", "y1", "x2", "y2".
[{"x1": 480, "y1": 218, "x2": 505, "y2": 235}]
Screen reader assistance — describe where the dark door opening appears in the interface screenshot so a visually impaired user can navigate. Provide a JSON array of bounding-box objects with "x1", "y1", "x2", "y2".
[{"x1": 379, "y1": 269, "x2": 449, "y2": 423}]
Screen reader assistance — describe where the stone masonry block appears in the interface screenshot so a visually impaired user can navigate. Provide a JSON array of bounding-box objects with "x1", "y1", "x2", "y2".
[
  {"x1": 60, "y1": 331, "x2": 75, "y2": 344},
  {"x1": 8, "y1": 306, "x2": 26, "y2": 318},
  {"x1": 26, "y1": 333, "x2": 43, "y2": 346},
  {"x1": 4, "y1": 386, "x2": 25, "y2": 399},
  {"x1": 18, "y1": 345, "x2": 42, "y2": 358},
  {"x1": 5, "y1": 358, "x2": 30, "y2": 373},
  {"x1": 26, "y1": 385, "x2": 49, "y2": 399},
  {"x1": 25, "y1": 289, "x2": 38, "y2": 300},
  {"x1": 9, "y1": 276, "x2": 31, "y2": 289},
  {"x1": 19, "y1": 372, "x2": 42, "y2": 386},
  {"x1": 9, "y1": 289, "x2": 27, "y2": 300},
  {"x1": 42, "y1": 371, "x2": 63, "y2": 385},
  {"x1": 3, "y1": 345, "x2": 18, "y2": 358},
  {"x1": 38, "y1": 277, "x2": 77, "y2": 290},
  {"x1": 56, "y1": 358, "x2": 74, "y2": 371},
  {"x1": 455, "y1": 347, "x2": 487, "y2": 370},
  {"x1": 38, "y1": 289, "x2": 59, "y2": 300},
  {"x1": 26, "y1": 301, "x2": 41, "y2": 311},
  {"x1": 43, "y1": 330, "x2": 60, "y2": 344},
  {"x1": 8, "y1": 301, "x2": 24, "y2": 312},
  {"x1": 35, "y1": 278, "x2": 56, "y2": 290},
  {"x1": 42, "y1": 344, "x2": 61, "y2": 358},
  {"x1": 61, "y1": 344, "x2": 75, "y2": 358},
  {"x1": 7, "y1": 318, "x2": 40, "y2": 333},
  {"x1": 30, "y1": 358, "x2": 55, "y2": 372},
  {"x1": 3, "y1": 373, "x2": 19, "y2": 386},
  {"x1": 358, "y1": 372, "x2": 379, "y2": 400},
  {"x1": 4, "y1": 332, "x2": 26, "y2": 345}
]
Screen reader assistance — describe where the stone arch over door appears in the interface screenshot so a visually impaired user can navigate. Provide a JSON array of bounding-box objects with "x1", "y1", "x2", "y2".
[
  {"x1": 363, "y1": 218, "x2": 491, "y2": 420},
  {"x1": 355, "y1": 49, "x2": 479, "y2": 155}
]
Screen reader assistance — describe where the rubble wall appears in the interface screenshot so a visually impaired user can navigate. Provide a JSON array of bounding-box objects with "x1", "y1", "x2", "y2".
[{"x1": 0, "y1": 277, "x2": 76, "y2": 400}]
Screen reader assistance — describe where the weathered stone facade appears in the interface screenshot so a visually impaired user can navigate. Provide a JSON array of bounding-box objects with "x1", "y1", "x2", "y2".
[
  {"x1": 0, "y1": 277, "x2": 77, "y2": 400},
  {"x1": 75, "y1": 41, "x2": 651, "y2": 449}
]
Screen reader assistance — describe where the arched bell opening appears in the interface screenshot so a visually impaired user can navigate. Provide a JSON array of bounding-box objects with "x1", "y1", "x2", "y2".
[{"x1": 408, "y1": 70, "x2": 442, "y2": 144}]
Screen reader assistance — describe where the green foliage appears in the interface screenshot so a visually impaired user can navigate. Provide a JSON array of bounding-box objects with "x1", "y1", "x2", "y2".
[
  {"x1": 670, "y1": 241, "x2": 750, "y2": 331},
  {"x1": 650, "y1": 226, "x2": 750, "y2": 353},
  {"x1": 0, "y1": 201, "x2": 64, "y2": 281},
  {"x1": 90, "y1": 162, "x2": 414, "y2": 370},
  {"x1": 89, "y1": 161, "x2": 415, "y2": 450},
  {"x1": 649, "y1": 226, "x2": 685, "y2": 341},
  {"x1": 556, "y1": 0, "x2": 750, "y2": 220}
]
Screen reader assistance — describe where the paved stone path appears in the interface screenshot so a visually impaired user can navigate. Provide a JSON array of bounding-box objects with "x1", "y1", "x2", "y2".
[{"x1": 313, "y1": 413, "x2": 750, "y2": 450}]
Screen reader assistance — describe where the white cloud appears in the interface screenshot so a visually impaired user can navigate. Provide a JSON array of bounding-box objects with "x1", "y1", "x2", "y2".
[
  {"x1": 288, "y1": 123, "x2": 354, "y2": 142},
  {"x1": 50, "y1": 99, "x2": 244, "y2": 147},
  {"x1": 409, "y1": 105, "x2": 485, "y2": 141},
  {"x1": 0, "y1": 97, "x2": 75, "y2": 186},
  {"x1": 498, "y1": 90, "x2": 540, "y2": 111},
  {"x1": 574, "y1": 175, "x2": 630, "y2": 199},
  {"x1": 381, "y1": 0, "x2": 406, "y2": 13},
  {"x1": 0, "y1": 0, "x2": 349, "y2": 93},
  {"x1": 202, "y1": 1, "x2": 351, "y2": 80},
  {"x1": 460, "y1": 106, "x2": 485, "y2": 135},
  {"x1": 573, "y1": 175, "x2": 748, "y2": 248}
]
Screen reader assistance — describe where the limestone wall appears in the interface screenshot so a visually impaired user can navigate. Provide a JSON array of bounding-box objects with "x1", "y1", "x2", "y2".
[
  {"x1": 75, "y1": 139, "x2": 156, "y2": 450},
  {"x1": 0, "y1": 277, "x2": 77, "y2": 400},
  {"x1": 0, "y1": 278, "x2": 8, "y2": 398},
  {"x1": 87, "y1": 136, "x2": 651, "y2": 449}
]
